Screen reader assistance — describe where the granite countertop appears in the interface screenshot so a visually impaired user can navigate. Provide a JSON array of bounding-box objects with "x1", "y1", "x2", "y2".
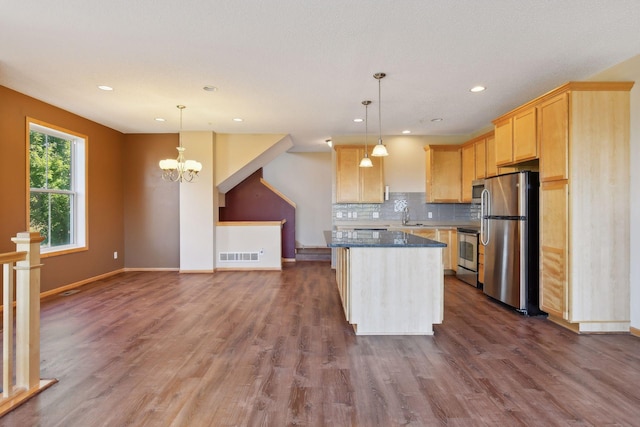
[{"x1": 325, "y1": 230, "x2": 446, "y2": 248}]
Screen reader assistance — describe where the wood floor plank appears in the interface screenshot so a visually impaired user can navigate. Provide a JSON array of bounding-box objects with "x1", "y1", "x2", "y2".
[{"x1": 1, "y1": 264, "x2": 639, "y2": 426}]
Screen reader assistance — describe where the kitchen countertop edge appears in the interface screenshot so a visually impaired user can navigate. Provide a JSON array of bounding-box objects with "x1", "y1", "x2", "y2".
[{"x1": 324, "y1": 230, "x2": 447, "y2": 248}]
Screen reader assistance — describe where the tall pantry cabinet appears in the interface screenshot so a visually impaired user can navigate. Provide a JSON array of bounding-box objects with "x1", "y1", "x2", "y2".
[{"x1": 536, "y1": 82, "x2": 633, "y2": 332}]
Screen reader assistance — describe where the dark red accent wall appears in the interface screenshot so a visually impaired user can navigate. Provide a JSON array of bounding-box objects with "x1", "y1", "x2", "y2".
[{"x1": 219, "y1": 169, "x2": 295, "y2": 259}]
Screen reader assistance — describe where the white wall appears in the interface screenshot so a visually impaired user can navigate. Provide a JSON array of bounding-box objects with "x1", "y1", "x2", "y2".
[
  {"x1": 180, "y1": 131, "x2": 215, "y2": 272},
  {"x1": 263, "y1": 152, "x2": 332, "y2": 247},
  {"x1": 589, "y1": 54, "x2": 640, "y2": 331}
]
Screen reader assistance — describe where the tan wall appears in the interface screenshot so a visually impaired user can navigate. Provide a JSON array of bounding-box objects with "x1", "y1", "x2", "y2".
[
  {"x1": 0, "y1": 85, "x2": 125, "y2": 293},
  {"x1": 123, "y1": 134, "x2": 180, "y2": 269},
  {"x1": 215, "y1": 133, "x2": 287, "y2": 185}
]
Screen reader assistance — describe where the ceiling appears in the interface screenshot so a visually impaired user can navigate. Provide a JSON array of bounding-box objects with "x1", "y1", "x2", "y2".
[{"x1": 2, "y1": 1, "x2": 640, "y2": 152}]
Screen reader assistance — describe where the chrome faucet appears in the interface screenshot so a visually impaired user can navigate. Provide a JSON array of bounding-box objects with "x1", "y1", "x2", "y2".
[{"x1": 402, "y1": 207, "x2": 410, "y2": 225}]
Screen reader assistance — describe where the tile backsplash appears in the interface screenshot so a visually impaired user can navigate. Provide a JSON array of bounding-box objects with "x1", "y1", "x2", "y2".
[{"x1": 333, "y1": 192, "x2": 480, "y2": 224}]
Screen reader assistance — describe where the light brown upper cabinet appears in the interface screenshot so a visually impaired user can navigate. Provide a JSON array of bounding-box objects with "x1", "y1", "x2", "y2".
[
  {"x1": 494, "y1": 117, "x2": 513, "y2": 166},
  {"x1": 335, "y1": 145, "x2": 384, "y2": 203},
  {"x1": 539, "y1": 93, "x2": 569, "y2": 181},
  {"x1": 461, "y1": 143, "x2": 475, "y2": 202},
  {"x1": 460, "y1": 131, "x2": 493, "y2": 202},
  {"x1": 513, "y1": 107, "x2": 538, "y2": 162},
  {"x1": 475, "y1": 137, "x2": 486, "y2": 179},
  {"x1": 485, "y1": 134, "x2": 497, "y2": 177},
  {"x1": 494, "y1": 106, "x2": 538, "y2": 166},
  {"x1": 424, "y1": 145, "x2": 461, "y2": 203}
]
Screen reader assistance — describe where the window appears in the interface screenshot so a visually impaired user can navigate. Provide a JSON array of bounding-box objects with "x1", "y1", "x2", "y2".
[{"x1": 28, "y1": 119, "x2": 87, "y2": 255}]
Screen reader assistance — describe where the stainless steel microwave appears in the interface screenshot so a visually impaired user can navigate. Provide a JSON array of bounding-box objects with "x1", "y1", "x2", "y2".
[{"x1": 471, "y1": 179, "x2": 484, "y2": 204}]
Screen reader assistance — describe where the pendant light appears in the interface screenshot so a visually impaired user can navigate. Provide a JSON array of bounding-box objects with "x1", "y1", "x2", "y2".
[
  {"x1": 359, "y1": 100, "x2": 373, "y2": 168},
  {"x1": 371, "y1": 72, "x2": 389, "y2": 157},
  {"x1": 159, "y1": 105, "x2": 202, "y2": 183}
]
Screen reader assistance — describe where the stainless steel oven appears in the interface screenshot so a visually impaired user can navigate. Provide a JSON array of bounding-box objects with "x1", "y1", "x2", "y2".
[{"x1": 457, "y1": 227, "x2": 479, "y2": 287}]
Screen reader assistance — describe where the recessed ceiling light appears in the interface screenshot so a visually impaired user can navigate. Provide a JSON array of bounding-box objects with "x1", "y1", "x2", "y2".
[
  {"x1": 470, "y1": 85, "x2": 486, "y2": 93},
  {"x1": 353, "y1": 118, "x2": 364, "y2": 123},
  {"x1": 203, "y1": 85, "x2": 218, "y2": 92},
  {"x1": 233, "y1": 118, "x2": 244, "y2": 122},
  {"x1": 402, "y1": 130, "x2": 411, "y2": 134},
  {"x1": 431, "y1": 118, "x2": 443, "y2": 122},
  {"x1": 98, "y1": 85, "x2": 113, "y2": 91},
  {"x1": 155, "y1": 117, "x2": 166, "y2": 122}
]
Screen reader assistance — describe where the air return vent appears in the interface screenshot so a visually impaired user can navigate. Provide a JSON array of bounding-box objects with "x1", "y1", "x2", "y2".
[{"x1": 219, "y1": 252, "x2": 260, "y2": 262}]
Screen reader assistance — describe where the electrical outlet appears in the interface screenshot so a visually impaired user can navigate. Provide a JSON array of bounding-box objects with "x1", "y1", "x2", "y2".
[
  {"x1": 336, "y1": 211, "x2": 343, "y2": 218},
  {"x1": 113, "y1": 251, "x2": 118, "y2": 259},
  {"x1": 347, "y1": 212, "x2": 352, "y2": 218},
  {"x1": 372, "y1": 212, "x2": 379, "y2": 219},
  {"x1": 428, "y1": 212, "x2": 433, "y2": 219},
  {"x1": 352, "y1": 212, "x2": 357, "y2": 218}
]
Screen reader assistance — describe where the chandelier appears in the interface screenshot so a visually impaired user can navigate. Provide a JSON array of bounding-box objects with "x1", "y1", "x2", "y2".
[
  {"x1": 359, "y1": 100, "x2": 373, "y2": 167},
  {"x1": 159, "y1": 105, "x2": 202, "y2": 183},
  {"x1": 371, "y1": 72, "x2": 389, "y2": 157}
]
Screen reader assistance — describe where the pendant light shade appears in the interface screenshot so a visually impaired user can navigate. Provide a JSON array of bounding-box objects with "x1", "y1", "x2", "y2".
[
  {"x1": 371, "y1": 72, "x2": 389, "y2": 157},
  {"x1": 359, "y1": 100, "x2": 373, "y2": 168}
]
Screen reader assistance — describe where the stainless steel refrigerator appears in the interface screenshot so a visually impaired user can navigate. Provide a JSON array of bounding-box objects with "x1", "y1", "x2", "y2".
[{"x1": 480, "y1": 171, "x2": 542, "y2": 315}]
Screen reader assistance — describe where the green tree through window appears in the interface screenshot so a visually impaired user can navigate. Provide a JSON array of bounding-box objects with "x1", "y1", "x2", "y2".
[{"x1": 28, "y1": 120, "x2": 87, "y2": 253}]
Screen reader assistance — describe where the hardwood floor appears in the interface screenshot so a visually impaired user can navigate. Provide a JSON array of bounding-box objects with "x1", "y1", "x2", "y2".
[{"x1": 1, "y1": 262, "x2": 639, "y2": 426}]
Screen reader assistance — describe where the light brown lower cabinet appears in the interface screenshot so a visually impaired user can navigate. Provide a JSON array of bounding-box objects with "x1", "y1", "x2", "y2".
[
  {"x1": 336, "y1": 247, "x2": 351, "y2": 321},
  {"x1": 396, "y1": 227, "x2": 457, "y2": 272}
]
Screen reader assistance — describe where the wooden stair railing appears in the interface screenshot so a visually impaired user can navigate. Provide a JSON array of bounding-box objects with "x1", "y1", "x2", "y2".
[{"x1": 0, "y1": 232, "x2": 56, "y2": 417}]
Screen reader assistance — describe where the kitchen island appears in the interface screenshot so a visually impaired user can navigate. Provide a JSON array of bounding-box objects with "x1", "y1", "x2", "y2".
[{"x1": 325, "y1": 230, "x2": 446, "y2": 335}]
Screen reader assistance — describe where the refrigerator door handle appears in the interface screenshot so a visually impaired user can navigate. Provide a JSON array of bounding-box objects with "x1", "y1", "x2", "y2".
[{"x1": 480, "y1": 188, "x2": 490, "y2": 245}]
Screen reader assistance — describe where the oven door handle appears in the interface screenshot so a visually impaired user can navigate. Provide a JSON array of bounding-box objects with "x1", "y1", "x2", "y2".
[{"x1": 480, "y1": 188, "x2": 490, "y2": 246}]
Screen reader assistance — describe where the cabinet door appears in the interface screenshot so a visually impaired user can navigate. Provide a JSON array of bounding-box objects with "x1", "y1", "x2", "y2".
[
  {"x1": 435, "y1": 229, "x2": 457, "y2": 271},
  {"x1": 478, "y1": 242, "x2": 485, "y2": 284},
  {"x1": 336, "y1": 146, "x2": 383, "y2": 203},
  {"x1": 539, "y1": 93, "x2": 569, "y2": 182},
  {"x1": 461, "y1": 144, "x2": 475, "y2": 202},
  {"x1": 540, "y1": 180, "x2": 568, "y2": 319},
  {"x1": 336, "y1": 147, "x2": 361, "y2": 202},
  {"x1": 336, "y1": 247, "x2": 351, "y2": 321},
  {"x1": 513, "y1": 107, "x2": 538, "y2": 162},
  {"x1": 475, "y1": 138, "x2": 486, "y2": 179},
  {"x1": 485, "y1": 134, "x2": 497, "y2": 177},
  {"x1": 450, "y1": 230, "x2": 457, "y2": 271},
  {"x1": 360, "y1": 150, "x2": 384, "y2": 203},
  {"x1": 494, "y1": 118, "x2": 513, "y2": 166},
  {"x1": 426, "y1": 146, "x2": 462, "y2": 203}
]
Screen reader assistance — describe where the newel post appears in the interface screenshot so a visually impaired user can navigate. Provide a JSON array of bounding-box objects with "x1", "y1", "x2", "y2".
[{"x1": 11, "y1": 231, "x2": 45, "y2": 391}]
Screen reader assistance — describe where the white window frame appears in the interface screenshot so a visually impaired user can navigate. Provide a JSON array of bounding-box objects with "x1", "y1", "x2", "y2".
[{"x1": 27, "y1": 118, "x2": 88, "y2": 257}]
